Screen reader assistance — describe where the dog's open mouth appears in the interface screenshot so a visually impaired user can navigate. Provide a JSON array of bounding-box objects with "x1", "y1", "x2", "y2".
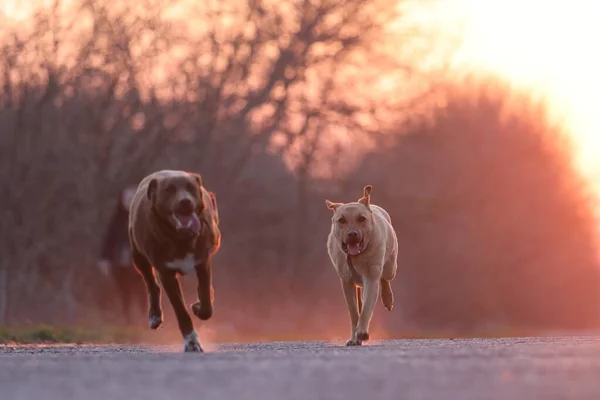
[
  {"x1": 342, "y1": 239, "x2": 365, "y2": 256},
  {"x1": 172, "y1": 213, "x2": 201, "y2": 236}
]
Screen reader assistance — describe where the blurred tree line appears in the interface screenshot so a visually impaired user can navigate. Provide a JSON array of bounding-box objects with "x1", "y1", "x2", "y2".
[{"x1": 0, "y1": 0, "x2": 597, "y2": 338}]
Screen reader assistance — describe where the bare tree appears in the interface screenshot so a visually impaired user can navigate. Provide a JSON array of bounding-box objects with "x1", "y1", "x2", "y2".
[{"x1": 0, "y1": 0, "x2": 445, "y2": 333}]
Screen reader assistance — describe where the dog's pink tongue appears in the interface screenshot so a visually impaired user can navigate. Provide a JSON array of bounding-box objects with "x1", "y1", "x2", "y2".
[
  {"x1": 176, "y1": 214, "x2": 201, "y2": 234},
  {"x1": 347, "y1": 244, "x2": 360, "y2": 256}
]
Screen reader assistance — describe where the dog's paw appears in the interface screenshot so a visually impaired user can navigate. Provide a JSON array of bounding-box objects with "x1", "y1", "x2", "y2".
[
  {"x1": 345, "y1": 338, "x2": 363, "y2": 346},
  {"x1": 382, "y1": 295, "x2": 394, "y2": 311},
  {"x1": 191, "y1": 301, "x2": 213, "y2": 321},
  {"x1": 184, "y1": 341, "x2": 203, "y2": 352},
  {"x1": 356, "y1": 331, "x2": 370, "y2": 341},
  {"x1": 183, "y1": 331, "x2": 203, "y2": 353},
  {"x1": 149, "y1": 314, "x2": 163, "y2": 330},
  {"x1": 381, "y1": 281, "x2": 394, "y2": 311}
]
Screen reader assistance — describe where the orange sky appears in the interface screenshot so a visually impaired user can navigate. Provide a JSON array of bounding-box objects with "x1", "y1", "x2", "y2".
[
  {"x1": 2, "y1": 0, "x2": 599, "y2": 195},
  {"x1": 442, "y1": 0, "x2": 600, "y2": 191}
]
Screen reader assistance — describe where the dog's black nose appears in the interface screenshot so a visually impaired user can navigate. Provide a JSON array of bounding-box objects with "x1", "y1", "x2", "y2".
[
  {"x1": 177, "y1": 198, "x2": 194, "y2": 214},
  {"x1": 348, "y1": 230, "x2": 358, "y2": 239}
]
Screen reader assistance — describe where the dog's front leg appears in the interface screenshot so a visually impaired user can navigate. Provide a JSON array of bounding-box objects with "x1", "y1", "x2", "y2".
[
  {"x1": 131, "y1": 248, "x2": 162, "y2": 329},
  {"x1": 158, "y1": 269, "x2": 202, "y2": 353},
  {"x1": 192, "y1": 258, "x2": 214, "y2": 321},
  {"x1": 341, "y1": 278, "x2": 361, "y2": 346},
  {"x1": 356, "y1": 277, "x2": 380, "y2": 342}
]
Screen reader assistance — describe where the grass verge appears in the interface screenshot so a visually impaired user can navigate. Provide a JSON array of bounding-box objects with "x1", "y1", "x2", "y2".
[{"x1": 0, "y1": 325, "x2": 145, "y2": 345}]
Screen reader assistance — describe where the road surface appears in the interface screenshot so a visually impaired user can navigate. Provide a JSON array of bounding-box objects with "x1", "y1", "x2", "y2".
[{"x1": 2, "y1": 336, "x2": 600, "y2": 400}]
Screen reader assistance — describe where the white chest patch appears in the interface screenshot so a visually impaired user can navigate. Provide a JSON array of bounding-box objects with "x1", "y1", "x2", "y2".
[{"x1": 165, "y1": 253, "x2": 196, "y2": 275}]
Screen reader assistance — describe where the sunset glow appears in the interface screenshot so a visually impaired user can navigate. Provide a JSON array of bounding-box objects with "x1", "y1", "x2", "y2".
[
  {"x1": 1, "y1": 0, "x2": 599, "y2": 344},
  {"x1": 445, "y1": 0, "x2": 600, "y2": 189},
  {"x1": 2, "y1": 0, "x2": 598, "y2": 190}
]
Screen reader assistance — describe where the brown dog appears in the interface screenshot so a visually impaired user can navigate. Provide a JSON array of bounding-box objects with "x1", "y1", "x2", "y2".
[
  {"x1": 326, "y1": 185, "x2": 398, "y2": 346},
  {"x1": 128, "y1": 170, "x2": 221, "y2": 352}
]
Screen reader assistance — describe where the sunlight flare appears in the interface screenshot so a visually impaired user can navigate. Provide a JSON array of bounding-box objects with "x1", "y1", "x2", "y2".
[{"x1": 446, "y1": 0, "x2": 600, "y2": 187}]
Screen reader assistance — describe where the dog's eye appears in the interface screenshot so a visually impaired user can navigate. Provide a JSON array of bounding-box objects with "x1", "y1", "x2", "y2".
[
  {"x1": 186, "y1": 182, "x2": 196, "y2": 193},
  {"x1": 166, "y1": 184, "x2": 176, "y2": 194},
  {"x1": 357, "y1": 215, "x2": 367, "y2": 223},
  {"x1": 338, "y1": 217, "x2": 347, "y2": 224}
]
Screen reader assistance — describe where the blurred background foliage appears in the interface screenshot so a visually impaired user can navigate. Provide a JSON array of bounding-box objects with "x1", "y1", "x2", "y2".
[{"x1": 0, "y1": 0, "x2": 597, "y2": 341}]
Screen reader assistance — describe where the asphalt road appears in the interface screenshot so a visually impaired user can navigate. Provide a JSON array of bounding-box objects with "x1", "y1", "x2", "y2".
[{"x1": 2, "y1": 336, "x2": 600, "y2": 400}]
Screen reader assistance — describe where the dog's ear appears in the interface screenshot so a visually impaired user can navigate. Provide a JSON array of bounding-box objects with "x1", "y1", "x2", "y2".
[
  {"x1": 190, "y1": 173, "x2": 203, "y2": 188},
  {"x1": 358, "y1": 185, "x2": 372, "y2": 208},
  {"x1": 325, "y1": 199, "x2": 343, "y2": 211},
  {"x1": 147, "y1": 178, "x2": 158, "y2": 204},
  {"x1": 209, "y1": 191, "x2": 219, "y2": 224}
]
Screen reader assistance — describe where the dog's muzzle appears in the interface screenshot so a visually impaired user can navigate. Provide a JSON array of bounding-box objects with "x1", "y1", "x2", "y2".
[
  {"x1": 171, "y1": 200, "x2": 201, "y2": 237},
  {"x1": 342, "y1": 230, "x2": 364, "y2": 256}
]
